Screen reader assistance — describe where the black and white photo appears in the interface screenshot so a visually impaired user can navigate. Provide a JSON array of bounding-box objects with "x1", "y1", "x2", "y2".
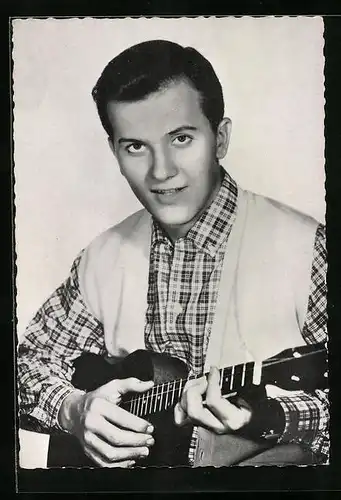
[{"x1": 13, "y1": 16, "x2": 328, "y2": 469}]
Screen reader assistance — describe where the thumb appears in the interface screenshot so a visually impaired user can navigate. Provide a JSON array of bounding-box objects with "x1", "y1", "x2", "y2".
[
  {"x1": 117, "y1": 377, "x2": 154, "y2": 396},
  {"x1": 95, "y1": 377, "x2": 154, "y2": 399}
]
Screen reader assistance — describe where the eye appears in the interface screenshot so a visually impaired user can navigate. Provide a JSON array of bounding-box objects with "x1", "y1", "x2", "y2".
[
  {"x1": 172, "y1": 135, "x2": 193, "y2": 146},
  {"x1": 126, "y1": 142, "x2": 146, "y2": 155}
]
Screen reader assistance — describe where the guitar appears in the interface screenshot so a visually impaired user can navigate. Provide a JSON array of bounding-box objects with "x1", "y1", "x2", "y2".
[{"x1": 28, "y1": 342, "x2": 326, "y2": 468}]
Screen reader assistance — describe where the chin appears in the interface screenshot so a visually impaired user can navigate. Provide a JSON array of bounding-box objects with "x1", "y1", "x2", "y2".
[{"x1": 154, "y1": 206, "x2": 190, "y2": 223}]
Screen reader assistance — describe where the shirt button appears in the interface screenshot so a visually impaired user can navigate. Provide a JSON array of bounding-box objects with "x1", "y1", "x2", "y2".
[{"x1": 173, "y1": 303, "x2": 183, "y2": 315}]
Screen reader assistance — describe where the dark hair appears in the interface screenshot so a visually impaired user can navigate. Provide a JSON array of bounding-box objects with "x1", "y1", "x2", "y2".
[{"x1": 92, "y1": 39, "x2": 224, "y2": 138}]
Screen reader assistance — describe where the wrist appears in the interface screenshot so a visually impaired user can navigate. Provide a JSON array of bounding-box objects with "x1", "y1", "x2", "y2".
[{"x1": 57, "y1": 389, "x2": 86, "y2": 435}]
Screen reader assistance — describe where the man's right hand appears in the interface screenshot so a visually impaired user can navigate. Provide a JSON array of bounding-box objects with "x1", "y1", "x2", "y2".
[{"x1": 58, "y1": 377, "x2": 155, "y2": 468}]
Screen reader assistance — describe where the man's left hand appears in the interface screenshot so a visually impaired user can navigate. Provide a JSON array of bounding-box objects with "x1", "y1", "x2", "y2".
[{"x1": 174, "y1": 366, "x2": 252, "y2": 434}]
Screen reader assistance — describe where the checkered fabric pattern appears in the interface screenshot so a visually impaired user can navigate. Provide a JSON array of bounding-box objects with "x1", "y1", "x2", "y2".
[
  {"x1": 17, "y1": 173, "x2": 328, "y2": 464},
  {"x1": 273, "y1": 223, "x2": 329, "y2": 462},
  {"x1": 17, "y1": 253, "x2": 105, "y2": 429},
  {"x1": 144, "y1": 172, "x2": 238, "y2": 377}
]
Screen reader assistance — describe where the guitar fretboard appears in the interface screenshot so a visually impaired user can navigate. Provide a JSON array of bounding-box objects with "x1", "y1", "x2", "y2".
[{"x1": 121, "y1": 360, "x2": 258, "y2": 418}]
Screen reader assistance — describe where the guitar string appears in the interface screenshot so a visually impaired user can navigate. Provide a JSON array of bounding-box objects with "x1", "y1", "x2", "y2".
[
  {"x1": 122, "y1": 347, "x2": 326, "y2": 413},
  {"x1": 123, "y1": 365, "x2": 253, "y2": 412},
  {"x1": 125, "y1": 348, "x2": 326, "y2": 408}
]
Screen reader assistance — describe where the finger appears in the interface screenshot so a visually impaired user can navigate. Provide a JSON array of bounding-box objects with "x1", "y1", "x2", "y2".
[
  {"x1": 185, "y1": 381, "x2": 225, "y2": 433},
  {"x1": 178, "y1": 375, "x2": 207, "y2": 414},
  {"x1": 84, "y1": 446, "x2": 136, "y2": 468},
  {"x1": 174, "y1": 402, "x2": 191, "y2": 427},
  {"x1": 177, "y1": 376, "x2": 206, "y2": 419},
  {"x1": 184, "y1": 375, "x2": 208, "y2": 394},
  {"x1": 101, "y1": 399, "x2": 154, "y2": 433},
  {"x1": 84, "y1": 432, "x2": 151, "y2": 463},
  {"x1": 93, "y1": 417, "x2": 155, "y2": 447},
  {"x1": 205, "y1": 366, "x2": 237, "y2": 419},
  {"x1": 206, "y1": 368, "x2": 251, "y2": 429},
  {"x1": 205, "y1": 366, "x2": 222, "y2": 403}
]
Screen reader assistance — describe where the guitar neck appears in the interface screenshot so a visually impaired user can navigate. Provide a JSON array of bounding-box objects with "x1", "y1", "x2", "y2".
[
  {"x1": 121, "y1": 360, "x2": 259, "y2": 418},
  {"x1": 121, "y1": 342, "x2": 327, "y2": 419}
]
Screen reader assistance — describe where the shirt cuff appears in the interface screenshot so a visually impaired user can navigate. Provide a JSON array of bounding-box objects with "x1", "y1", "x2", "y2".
[
  {"x1": 272, "y1": 391, "x2": 329, "y2": 457},
  {"x1": 30, "y1": 384, "x2": 80, "y2": 431}
]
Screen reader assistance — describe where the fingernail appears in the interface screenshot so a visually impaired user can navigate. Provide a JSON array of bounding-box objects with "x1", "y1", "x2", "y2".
[
  {"x1": 146, "y1": 436, "x2": 154, "y2": 445},
  {"x1": 128, "y1": 461, "x2": 135, "y2": 468},
  {"x1": 146, "y1": 425, "x2": 154, "y2": 433},
  {"x1": 141, "y1": 447, "x2": 149, "y2": 456}
]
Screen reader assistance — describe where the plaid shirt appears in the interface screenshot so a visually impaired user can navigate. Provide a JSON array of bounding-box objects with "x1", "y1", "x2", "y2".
[{"x1": 18, "y1": 172, "x2": 328, "y2": 464}]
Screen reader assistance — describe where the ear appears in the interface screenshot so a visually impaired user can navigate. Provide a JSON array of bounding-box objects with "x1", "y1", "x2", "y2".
[
  {"x1": 216, "y1": 117, "x2": 232, "y2": 160},
  {"x1": 108, "y1": 136, "x2": 116, "y2": 156},
  {"x1": 108, "y1": 136, "x2": 125, "y2": 176}
]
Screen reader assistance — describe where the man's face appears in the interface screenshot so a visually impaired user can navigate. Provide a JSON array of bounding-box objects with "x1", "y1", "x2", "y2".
[{"x1": 107, "y1": 79, "x2": 230, "y2": 240}]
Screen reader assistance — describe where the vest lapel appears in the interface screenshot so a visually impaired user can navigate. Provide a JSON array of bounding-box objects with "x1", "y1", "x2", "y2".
[
  {"x1": 204, "y1": 188, "x2": 249, "y2": 371},
  {"x1": 194, "y1": 188, "x2": 252, "y2": 468}
]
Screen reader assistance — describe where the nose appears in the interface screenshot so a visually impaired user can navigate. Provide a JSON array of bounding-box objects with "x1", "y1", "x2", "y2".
[{"x1": 149, "y1": 147, "x2": 178, "y2": 182}]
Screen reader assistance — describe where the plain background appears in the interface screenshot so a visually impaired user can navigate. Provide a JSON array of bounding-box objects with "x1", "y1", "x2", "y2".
[{"x1": 13, "y1": 16, "x2": 325, "y2": 336}]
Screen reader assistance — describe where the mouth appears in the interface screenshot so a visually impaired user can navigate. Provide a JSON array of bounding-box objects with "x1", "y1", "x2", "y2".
[
  {"x1": 151, "y1": 187, "x2": 186, "y2": 196},
  {"x1": 150, "y1": 186, "x2": 187, "y2": 204}
]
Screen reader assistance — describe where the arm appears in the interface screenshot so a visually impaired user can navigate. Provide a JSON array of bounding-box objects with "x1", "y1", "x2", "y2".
[
  {"x1": 18, "y1": 251, "x2": 106, "y2": 430},
  {"x1": 18, "y1": 251, "x2": 155, "y2": 467},
  {"x1": 271, "y1": 223, "x2": 329, "y2": 462}
]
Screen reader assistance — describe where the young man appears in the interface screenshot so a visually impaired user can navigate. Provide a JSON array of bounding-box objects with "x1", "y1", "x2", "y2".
[{"x1": 18, "y1": 40, "x2": 328, "y2": 468}]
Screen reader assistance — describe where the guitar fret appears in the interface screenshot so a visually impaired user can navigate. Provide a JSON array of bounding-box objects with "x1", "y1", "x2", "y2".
[
  {"x1": 230, "y1": 365, "x2": 234, "y2": 391},
  {"x1": 232, "y1": 364, "x2": 243, "y2": 391},
  {"x1": 245, "y1": 362, "x2": 254, "y2": 387},
  {"x1": 141, "y1": 393, "x2": 148, "y2": 417},
  {"x1": 139, "y1": 395, "x2": 144, "y2": 417},
  {"x1": 146, "y1": 392, "x2": 150, "y2": 415},
  {"x1": 159, "y1": 383, "x2": 164, "y2": 411},
  {"x1": 178, "y1": 379, "x2": 183, "y2": 401},
  {"x1": 171, "y1": 381, "x2": 176, "y2": 406},
  {"x1": 165, "y1": 381, "x2": 170, "y2": 409},
  {"x1": 241, "y1": 364, "x2": 246, "y2": 387},
  {"x1": 153, "y1": 384, "x2": 159, "y2": 413},
  {"x1": 137, "y1": 393, "x2": 142, "y2": 417},
  {"x1": 149, "y1": 386, "x2": 155, "y2": 414},
  {"x1": 253, "y1": 362, "x2": 262, "y2": 385},
  {"x1": 220, "y1": 368, "x2": 224, "y2": 389},
  {"x1": 132, "y1": 394, "x2": 137, "y2": 415}
]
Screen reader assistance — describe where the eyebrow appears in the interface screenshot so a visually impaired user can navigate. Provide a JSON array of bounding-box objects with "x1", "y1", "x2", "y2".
[
  {"x1": 117, "y1": 125, "x2": 198, "y2": 145},
  {"x1": 168, "y1": 125, "x2": 198, "y2": 135}
]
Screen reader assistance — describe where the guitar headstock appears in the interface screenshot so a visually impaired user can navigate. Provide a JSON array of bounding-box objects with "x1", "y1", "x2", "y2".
[{"x1": 261, "y1": 342, "x2": 328, "y2": 393}]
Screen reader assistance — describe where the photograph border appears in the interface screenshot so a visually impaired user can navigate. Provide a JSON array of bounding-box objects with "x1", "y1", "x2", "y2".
[{"x1": 4, "y1": 5, "x2": 341, "y2": 495}]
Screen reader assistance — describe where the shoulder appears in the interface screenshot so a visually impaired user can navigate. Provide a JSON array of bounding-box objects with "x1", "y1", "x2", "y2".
[
  {"x1": 83, "y1": 208, "x2": 151, "y2": 258},
  {"x1": 77, "y1": 208, "x2": 151, "y2": 280},
  {"x1": 244, "y1": 189, "x2": 322, "y2": 235},
  {"x1": 76, "y1": 208, "x2": 151, "y2": 319}
]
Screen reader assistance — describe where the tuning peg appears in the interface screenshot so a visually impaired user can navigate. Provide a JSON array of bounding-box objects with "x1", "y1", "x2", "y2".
[{"x1": 293, "y1": 351, "x2": 302, "y2": 358}]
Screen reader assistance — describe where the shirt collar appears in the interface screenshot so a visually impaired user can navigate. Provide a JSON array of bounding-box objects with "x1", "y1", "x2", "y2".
[{"x1": 151, "y1": 169, "x2": 238, "y2": 257}]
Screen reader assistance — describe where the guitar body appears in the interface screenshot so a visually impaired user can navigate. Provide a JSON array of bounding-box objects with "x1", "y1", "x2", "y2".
[{"x1": 47, "y1": 350, "x2": 194, "y2": 468}]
